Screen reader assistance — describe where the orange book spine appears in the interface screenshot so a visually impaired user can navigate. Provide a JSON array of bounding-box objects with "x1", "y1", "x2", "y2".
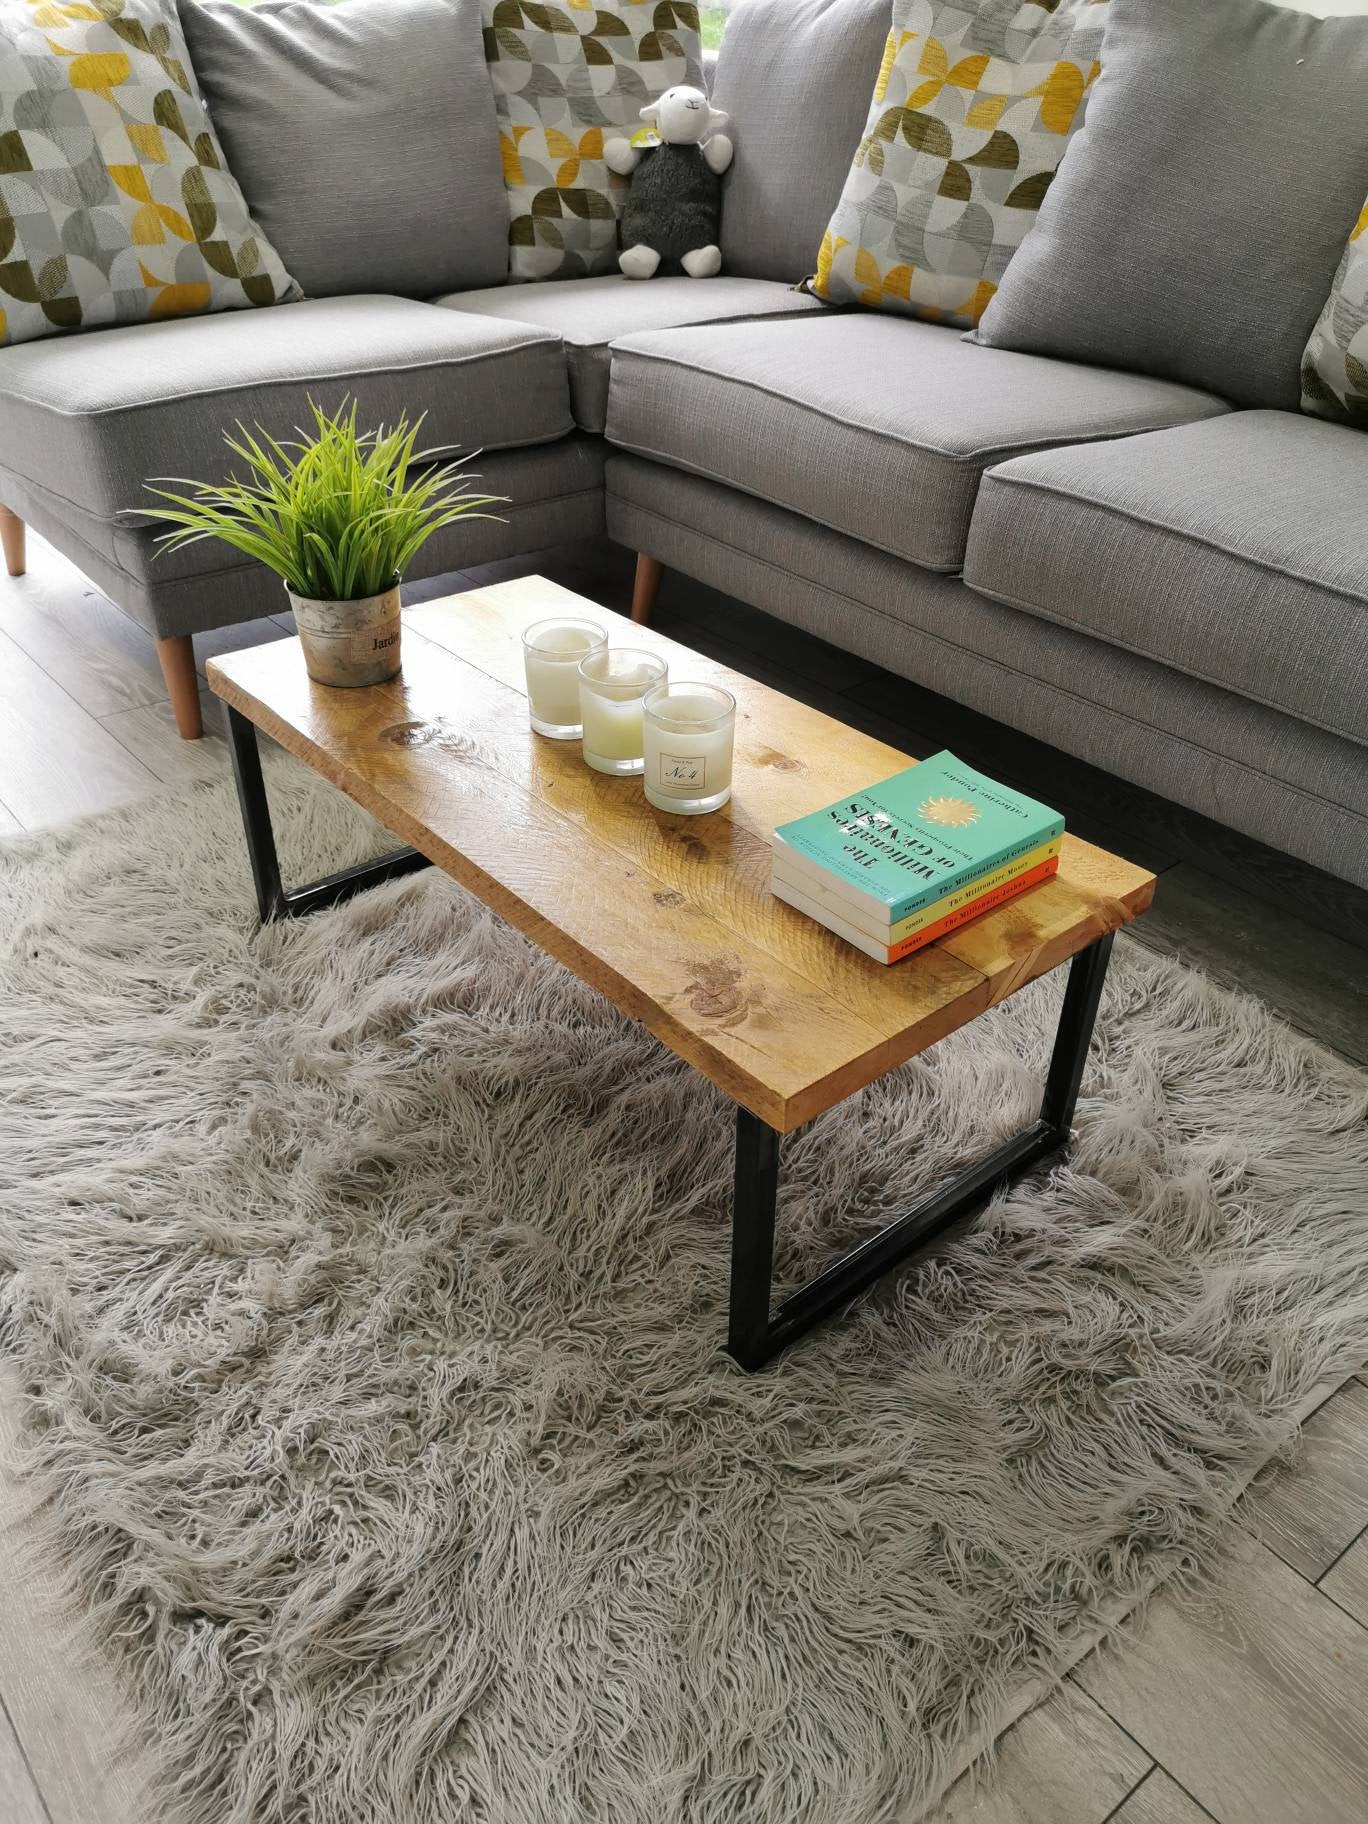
[{"x1": 886, "y1": 856, "x2": 1060, "y2": 963}]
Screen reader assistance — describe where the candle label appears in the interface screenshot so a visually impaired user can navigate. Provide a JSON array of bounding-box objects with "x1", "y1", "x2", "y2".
[{"x1": 659, "y1": 752, "x2": 707, "y2": 790}]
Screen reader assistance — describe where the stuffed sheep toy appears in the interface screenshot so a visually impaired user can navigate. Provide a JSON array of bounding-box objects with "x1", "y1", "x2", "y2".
[{"x1": 604, "y1": 86, "x2": 733, "y2": 279}]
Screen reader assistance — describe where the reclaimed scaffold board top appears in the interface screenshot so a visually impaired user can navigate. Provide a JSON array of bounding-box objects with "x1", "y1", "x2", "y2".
[{"x1": 207, "y1": 576, "x2": 1155, "y2": 1133}]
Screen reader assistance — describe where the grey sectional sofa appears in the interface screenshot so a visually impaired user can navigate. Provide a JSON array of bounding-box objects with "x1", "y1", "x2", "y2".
[{"x1": 0, "y1": 0, "x2": 1363, "y2": 896}]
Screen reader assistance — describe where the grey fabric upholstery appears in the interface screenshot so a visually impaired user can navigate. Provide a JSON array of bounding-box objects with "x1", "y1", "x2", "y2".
[
  {"x1": 5, "y1": 439, "x2": 605, "y2": 642},
  {"x1": 973, "y1": 0, "x2": 1368, "y2": 413},
  {"x1": 965, "y1": 414, "x2": 1368, "y2": 748},
  {"x1": 605, "y1": 315, "x2": 1229, "y2": 572},
  {"x1": 437, "y1": 275, "x2": 822, "y2": 431},
  {"x1": 0, "y1": 297, "x2": 571, "y2": 526},
  {"x1": 178, "y1": 0, "x2": 508, "y2": 299},
  {"x1": 606, "y1": 453, "x2": 1368, "y2": 887},
  {"x1": 712, "y1": 0, "x2": 891, "y2": 284}
]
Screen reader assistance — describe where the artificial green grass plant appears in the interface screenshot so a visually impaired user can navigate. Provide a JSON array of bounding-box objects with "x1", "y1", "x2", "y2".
[{"x1": 145, "y1": 399, "x2": 505, "y2": 602}]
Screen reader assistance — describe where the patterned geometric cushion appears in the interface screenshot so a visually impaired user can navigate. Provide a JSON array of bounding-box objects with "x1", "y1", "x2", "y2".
[
  {"x1": 0, "y1": 0, "x2": 298, "y2": 348},
  {"x1": 482, "y1": 0, "x2": 702, "y2": 282},
  {"x1": 809, "y1": 0, "x2": 1107, "y2": 328},
  {"x1": 1302, "y1": 201, "x2": 1368, "y2": 427}
]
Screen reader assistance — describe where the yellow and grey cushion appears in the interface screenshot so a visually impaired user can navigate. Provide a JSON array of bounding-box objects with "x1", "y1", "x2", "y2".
[
  {"x1": 1302, "y1": 201, "x2": 1368, "y2": 427},
  {"x1": 481, "y1": 0, "x2": 703, "y2": 283},
  {"x1": 809, "y1": 0, "x2": 1106, "y2": 328},
  {"x1": 0, "y1": 0, "x2": 298, "y2": 346}
]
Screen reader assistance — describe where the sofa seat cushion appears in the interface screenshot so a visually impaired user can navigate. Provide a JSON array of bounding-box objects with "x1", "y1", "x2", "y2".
[
  {"x1": 607, "y1": 452, "x2": 1368, "y2": 888},
  {"x1": 605, "y1": 315, "x2": 1230, "y2": 572},
  {"x1": 436, "y1": 276, "x2": 824, "y2": 432},
  {"x1": 964, "y1": 413, "x2": 1368, "y2": 747},
  {"x1": 0, "y1": 296, "x2": 571, "y2": 526}
]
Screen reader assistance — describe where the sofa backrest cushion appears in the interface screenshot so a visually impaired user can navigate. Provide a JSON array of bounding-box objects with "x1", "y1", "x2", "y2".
[
  {"x1": 712, "y1": 0, "x2": 890, "y2": 286},
  {"x1": 806, "y1": 0, "x2": 1107, "y2": 325},
  {"x1": 0, "y1": 0, "x2": 298, "y2": 348},
  {"x1": 482, "y1": 0, "x2": 703, "y2": 283},
  {"x1": 974, "y1": 0, "x2": 1368, "y2": 413},
  {"x1": 178, "y1": 0, "x2": 508, "y2": 299}
]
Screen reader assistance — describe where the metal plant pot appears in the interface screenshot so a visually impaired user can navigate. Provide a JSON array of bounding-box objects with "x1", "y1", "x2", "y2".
[{"x1": 287, "y1": 581, "x2": 402, "y2": 688}]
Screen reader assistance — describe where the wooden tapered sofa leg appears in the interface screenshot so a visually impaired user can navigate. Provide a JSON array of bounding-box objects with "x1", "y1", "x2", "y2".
[
  {"x1": 631, "y1": 552, "x2": 663, "y2": 625},
  {"x1": 156, "y1": 633, "x2": 203, "y2": 739},
  {"x1": 0, "y1": 504, "x2": 25, "y2": 577}
]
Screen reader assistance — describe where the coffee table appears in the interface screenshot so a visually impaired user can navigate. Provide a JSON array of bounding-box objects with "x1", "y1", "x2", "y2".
[{"x1": 207, "y1": 576, "x2": 1155, "y2": 1370}]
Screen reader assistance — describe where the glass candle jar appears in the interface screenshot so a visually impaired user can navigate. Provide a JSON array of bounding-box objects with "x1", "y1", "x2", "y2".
[
  {"x1": 522, "y1": 618, "x2": 607, "y2": 739},
  {"x1": 577, "y1": 647, "x2": 667, "y2": 776},
  {"x1": 642, "y1": 681, "x2": 737, "y2": 815}
]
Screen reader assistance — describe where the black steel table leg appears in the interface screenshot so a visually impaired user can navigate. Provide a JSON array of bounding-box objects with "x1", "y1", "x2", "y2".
[
  {"x1": 226, "y1": 705, "x2": 287, "y2": 923},
  {"x1": 225, "y1": 705, "x2": 433, "y2": 927},
  {"x1": 726, "y1": 931, "x2": 1115, "y2": 1371},
  {"x1": 1040, "y1": 929, "x2": 1114, "y2": 1135},
  {"x1": 728, "y1": 1113, "x2": 780, "y2": 1372}
]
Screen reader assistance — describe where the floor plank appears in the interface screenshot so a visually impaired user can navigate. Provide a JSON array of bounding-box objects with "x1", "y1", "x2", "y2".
[
  {"x1": 457, "y1": 541, "x2": 636, "y2": 609},
  {"x1": 927, "y1": 1683, "x2": 1150, "y2": 1824},
  {"x1": 0, "y1": 1377, "x2": 147, "y2": 1824},
  {"x1": 0, "y1": 545, "x2": 166, "y2": 720},
  {"x1": 637, "y1": 579, "x2": 926, "y2": 759},
  {"x1": 1108, "y1": 1769, "x2": 1216, "y2": 1824},
  {"x1": 0, "y1": 796, "x2": 21, "y2": 836},
  {"x1": 0, "y1": 625, "x2": 157, "y2": 829},
  {"x1": 1127, "y1": 865, "x2": 1368, "y2": 1067},
  {"x1": 659, "y1": 569, "x2": 884, "y2": 695},
  {"x1": 0, "y1": 1696, "x2": 48, "y2": 1824},
  {"x1": 1321, "y1": 1532, "x2": 1368, "y2": 1629},
  {"x1": 1249, "y1": 1379, "x2": 1368, "y2": 1578},
  {"x1": 190, "y1": 615, "x2": 292, "y2": 673},
  {"x1": 101, "y1": 687, "x2": 231, "y2": 789},
  {"x1": 1074, "y1": 1542, "x2": 1368, "y2": 1824}
]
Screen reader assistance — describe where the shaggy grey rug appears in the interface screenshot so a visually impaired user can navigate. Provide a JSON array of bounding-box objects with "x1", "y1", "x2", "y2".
[{"x1": 1, "y1": 758, "x2": 1366, "y2": 1824}]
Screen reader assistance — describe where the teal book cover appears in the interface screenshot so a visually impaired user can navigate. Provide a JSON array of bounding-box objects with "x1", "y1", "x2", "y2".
[{"x1": 772, "y1": 752, "x2": 1064, "y2": 925}]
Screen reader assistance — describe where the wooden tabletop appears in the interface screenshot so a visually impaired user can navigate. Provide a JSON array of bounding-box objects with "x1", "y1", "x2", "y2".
[{"x1": 206, "y1": 575, "x2": 1155, "y2": 1133}]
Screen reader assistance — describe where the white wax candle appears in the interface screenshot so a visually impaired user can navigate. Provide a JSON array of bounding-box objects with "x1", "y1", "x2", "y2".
[
  {"x1": 578, "y1": 651, "x2": 666, "y2": 774},
  {"x1": 523, "y1": 622, "x2": 600, "y2": 729},
  {"x1": 643, "y1": 689, "x2": 735, "y2": 812},
  {"x1": 581, "y1": 691, "x2": 645, "y2": 762}
]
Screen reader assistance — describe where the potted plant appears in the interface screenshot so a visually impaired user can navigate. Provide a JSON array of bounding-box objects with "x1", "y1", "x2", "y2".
[{"x1": 145, "y1": 399, "x2": 504, "y2": 688}]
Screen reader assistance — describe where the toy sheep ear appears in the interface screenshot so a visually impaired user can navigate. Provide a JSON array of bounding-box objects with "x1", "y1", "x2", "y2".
[
  {"x1": 639, "y1": 104, "x2": 658, "y2": 126},
  {"x1": 705, "y1": 105, "x2": 730, "y2": 136}
]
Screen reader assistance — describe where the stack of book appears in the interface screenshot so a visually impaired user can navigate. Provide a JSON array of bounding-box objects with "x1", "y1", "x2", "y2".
[{"x1": 771, "y1": 751, "x2": 1064, "y2": 965}]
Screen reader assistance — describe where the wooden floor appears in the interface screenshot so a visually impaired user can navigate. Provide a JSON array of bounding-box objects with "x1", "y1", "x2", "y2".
[{"x1": 1, "y1": 533, "x2": 1366, "y2": 1823}]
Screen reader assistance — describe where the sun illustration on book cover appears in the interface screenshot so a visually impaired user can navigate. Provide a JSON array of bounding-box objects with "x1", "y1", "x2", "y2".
[{"x1": 919, "y1": 795, "x2": 981, "y2": 829}]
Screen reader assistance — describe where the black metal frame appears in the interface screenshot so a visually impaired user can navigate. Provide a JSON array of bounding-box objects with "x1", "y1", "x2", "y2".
[
  {"x1": 726, "y1": 932, "x2": 1115, "y2": 1371},
  {"x1": 225, "y1": 705, "x2": 432, "y2": 925},
  {"x1": 224, "y1": 704, "x2": 1113, "y2": 1372}
]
